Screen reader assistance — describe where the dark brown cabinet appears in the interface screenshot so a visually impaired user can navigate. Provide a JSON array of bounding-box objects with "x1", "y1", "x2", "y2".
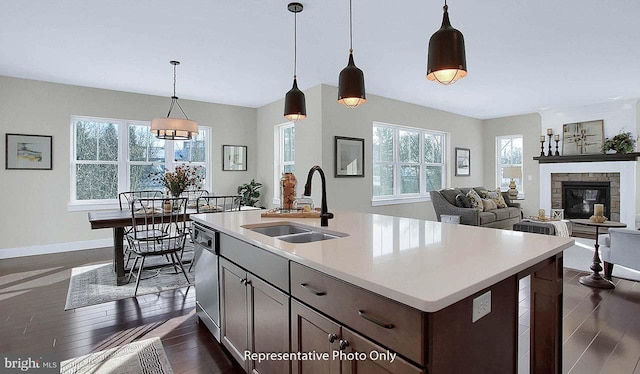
[
  {"x1": 220, "y1": 257, "x2": 290, "y2": 374},
  {"x1": 291, "y1": 300, "x2": 423, "y2": 374}
]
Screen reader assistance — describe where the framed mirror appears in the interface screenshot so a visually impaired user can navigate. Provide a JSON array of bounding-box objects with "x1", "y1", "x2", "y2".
[{"x1": 222, "y1": 145, "x2": 247, "y2": 171}]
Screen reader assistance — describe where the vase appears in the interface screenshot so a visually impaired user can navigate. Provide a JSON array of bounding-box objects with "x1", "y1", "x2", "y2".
[{"x1": 280, "y1": 173, "x2": 297, "y2": 210}]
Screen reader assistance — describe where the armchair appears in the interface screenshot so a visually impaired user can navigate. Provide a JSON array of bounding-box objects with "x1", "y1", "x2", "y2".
[{"x1": 599, "y1": 228, "x2": 640, "y2": 280}]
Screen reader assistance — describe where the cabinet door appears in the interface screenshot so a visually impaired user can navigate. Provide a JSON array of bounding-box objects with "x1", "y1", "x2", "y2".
[
  {"x1": 291, "y1": 300, "x2": 341, "y2": 374},
  {"x1": 248, "y1": 274, "x2": 290, "y2": 374},
  {"x1": 340, "y1": 328, "x2": 425, "y2": 374},
  {"x1": 219, "y1": 257, "x2": 249, "y2": 371}
]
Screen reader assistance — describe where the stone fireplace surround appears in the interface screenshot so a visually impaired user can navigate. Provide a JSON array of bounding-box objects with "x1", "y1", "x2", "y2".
[
  {"x1": 551, "y1": 173, "x2": 619, "y2": 221},
  {"x1": 540, "y1": 161, "x2": 637, "y2": 226}
]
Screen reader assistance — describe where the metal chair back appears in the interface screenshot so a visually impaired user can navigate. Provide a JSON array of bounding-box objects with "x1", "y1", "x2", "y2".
[
  {"x1": 118, "y1": 190, "x2": 163, "y2": 210},
  {"x1": 129, "y1": 197, "x2": 188, "y2": 254},
  {"x1": 181, "y1": 189, "x2": 210, "y2": 208},
  {"x1": 196, "y1": 195, "x2": 242, "y2": 213}
]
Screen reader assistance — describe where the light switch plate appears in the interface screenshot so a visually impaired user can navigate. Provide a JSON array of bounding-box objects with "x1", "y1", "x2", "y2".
[{"x1": 472, "y1": 291, "x2": 491, "y2": 323}]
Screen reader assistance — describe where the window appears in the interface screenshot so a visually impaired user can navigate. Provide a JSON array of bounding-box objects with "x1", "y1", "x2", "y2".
[
  {"x1": 372, "y1": 122, "x2": 446, "y2": 204},
  {"x1": 274, "y1": 122, "x2": 295, "y2": 203},
  {"x1": 496, "y1": 135, "x2": 523, "y2": 192},
  {"x1": 71, "y1": 116, "x2": 209, "y2": 206}
]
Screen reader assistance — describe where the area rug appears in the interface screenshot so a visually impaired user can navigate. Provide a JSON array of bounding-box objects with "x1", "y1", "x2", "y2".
[
  {"x1": 563, "y1": 237, "x2": 640, "y2": 282},
  {"x1": 60, "y1": 337, "x2": 173, "y2": 374},
  {"x1": 65, "y1": 252, "x2": 194, "y2": 310}
]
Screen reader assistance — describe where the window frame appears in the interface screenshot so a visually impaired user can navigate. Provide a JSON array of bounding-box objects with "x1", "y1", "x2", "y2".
[
  {"x1": 69, "y1": 115, "x2": 210, "y2": 211},
  {"x1": 372, "y1": 122, "x2": 447, "y2": 206},
  {"x1": 496, "y1": 134, "x2": 524, "y2": 195},
  {"x1": 273, "y1": 122, "x2": 295, "y2": 204}
]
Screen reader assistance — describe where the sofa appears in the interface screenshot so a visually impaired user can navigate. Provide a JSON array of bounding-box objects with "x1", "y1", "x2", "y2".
[
  {"x1": 430, "y1": 187, "x2": 521, "y2": 229},
  {"x1": 598, "y1": 228, "x2": 640, "y2": 280}
]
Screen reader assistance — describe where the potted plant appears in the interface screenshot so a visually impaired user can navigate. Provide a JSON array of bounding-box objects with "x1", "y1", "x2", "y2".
[
  {"x1": 237, "y1": 179, "x2": 262, "y2": 207},
  {"x1": 602, "y1": 132, "x2": 637, "y2": 154}
]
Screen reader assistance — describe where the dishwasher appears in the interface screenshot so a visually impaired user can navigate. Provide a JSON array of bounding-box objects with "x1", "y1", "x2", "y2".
[{"x1": 193, "y1": 223, "x2": 221, "y2": 341}]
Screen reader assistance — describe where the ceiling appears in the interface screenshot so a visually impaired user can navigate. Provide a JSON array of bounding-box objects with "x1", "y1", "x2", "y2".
[{"x1": 2, "y1": 0, "x2": 640, "y2": 119}]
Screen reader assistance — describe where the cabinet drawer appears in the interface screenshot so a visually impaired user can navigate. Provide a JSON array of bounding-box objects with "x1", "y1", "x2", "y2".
[
  {"x1": 290, "y1": 262, "x2": 425, "y2": 366},
  {"x1": 220, "y1": 234, "x2": 289, "y2": 292}
]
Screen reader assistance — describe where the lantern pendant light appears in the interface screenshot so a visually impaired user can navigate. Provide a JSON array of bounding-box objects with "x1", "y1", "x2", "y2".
[
  {"x1": 284, "y1": 2, "x2": 307, "y2": 122},
  {"x1": 151, "y1": 61, "x2": 198, "y2": 140},
  {"x1": 426, "y1": 0, "x2": 467, "y2": 85},
  {"x1": 338, "y1": 0, "x2": 366, "y2": 108}
]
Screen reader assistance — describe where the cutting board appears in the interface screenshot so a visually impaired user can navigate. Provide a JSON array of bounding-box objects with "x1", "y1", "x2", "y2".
[{"x1": 261, "y1": 208, "x2": 321, "y2": 218}]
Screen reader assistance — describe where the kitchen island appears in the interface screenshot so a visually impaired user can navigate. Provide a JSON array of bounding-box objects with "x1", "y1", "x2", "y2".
[{"x1": 191, "y1": 210, "x2": 573, "y2": 374}]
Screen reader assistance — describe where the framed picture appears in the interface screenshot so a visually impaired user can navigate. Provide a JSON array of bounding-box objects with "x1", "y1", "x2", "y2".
[
  {"x1": 5, "y1": 133, "x2": 53, "y2": 170},
  {"x1": 222, "y1": 145, "x2": 247, "y2": 171},
  {"x1": 455, "y1": 147, "x2": 470, "y2": 176},
  {"x1": 562, "y1": 120, "x2": 604, "y2": 155},
  {"x1": 335, "y1": 136, "x2": 364, "y2": 177}
]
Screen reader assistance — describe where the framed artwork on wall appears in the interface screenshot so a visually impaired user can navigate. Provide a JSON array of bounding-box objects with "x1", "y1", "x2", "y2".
[
  {"x1": 455, "y1": 147, "x2": 470, "y2": 176},
  {"x1": 222, "y1": 145, "x2": 247, "y2": 171},
  {"x1": 5, "y1": 133, "x2": 53, "y2": 170},
  {"x1": 562, "y1": 120, "x2": 604, "y2": 155},
  {"x1": 335, "y1": 136, "x2": 364, "y2": 177}
]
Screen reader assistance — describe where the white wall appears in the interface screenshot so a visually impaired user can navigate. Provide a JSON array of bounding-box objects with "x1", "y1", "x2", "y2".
[
  {"x1": 0, "y1": 76, "x2": 256, "y2": 253},
  {"x1": 482, "y1": 113, "x2": 541, "y2": 217},
  {"x1": 319, "y1": 85, "x2": 484, "y2": 220}
]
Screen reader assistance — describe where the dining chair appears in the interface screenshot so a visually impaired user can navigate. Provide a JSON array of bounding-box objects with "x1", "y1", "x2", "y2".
[
  {"x1": 126, "y1": 197, "x2": 190, "y2": 295},
  {"x1": 183, "y1": 195, "x2": 242, "y2": 271},
  {"x1": 117, "y1": 190, "x2": 164, "y2": 268},
  {"x1": 181, "y1": 189, "x2": 210, "y2": 208}
]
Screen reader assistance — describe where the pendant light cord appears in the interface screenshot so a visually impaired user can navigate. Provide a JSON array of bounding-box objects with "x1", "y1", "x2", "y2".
[
  {"x1": 294, "y1": 10, "x2": 297, "y2": 78},
  {"x1": 167, "y1": 63, "x2": 189, "y2": 120},
  {"x1": 349, "y1": 0, "x2": 353, "y2": 52}
]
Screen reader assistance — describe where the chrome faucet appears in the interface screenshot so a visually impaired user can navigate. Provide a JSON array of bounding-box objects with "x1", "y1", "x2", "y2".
[{"x1": 303, "y1": 165, "x2": 333, "y2": 226}]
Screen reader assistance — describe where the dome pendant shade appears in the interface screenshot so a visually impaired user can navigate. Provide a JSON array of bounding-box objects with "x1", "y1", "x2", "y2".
[
  {"x1": 426, "y1": 6, "x2": 467, "y2": 85},
  {"x1": 338, "y1": 52, "x2": 366, "y2": 108},
  {"x1": 284, "y1": 78, "x2": 307, "y2": 122}
]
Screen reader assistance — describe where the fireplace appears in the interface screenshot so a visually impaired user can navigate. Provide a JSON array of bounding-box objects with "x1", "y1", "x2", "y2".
[{"x1": 561, "y1": 181, "x2": 610, "y2": 219}]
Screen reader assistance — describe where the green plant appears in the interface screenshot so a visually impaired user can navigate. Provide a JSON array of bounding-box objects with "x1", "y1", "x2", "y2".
[
  {"x1": 237, "y1": 179, "x2": 262, "y2": 207},
  {"x1": 602, "y1": 132, "x2": 636, "y2": 154}
]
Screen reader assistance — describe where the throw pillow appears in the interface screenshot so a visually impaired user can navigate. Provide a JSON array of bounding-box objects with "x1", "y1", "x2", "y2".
[
  {"x1": 487, "y1": 188, "x2": 508, "y2": 208},
  {"x1": 481, "y1": 198, "x2": 497, "y2": 211},
  {"x1": 475, "y1": 188, "x2": 490, "y2": 199},
  {"x1": 466, "y1": 189, "x2": 484, "y2": 211},
  {"x1": 455, "y1": 193, "x2": 472, "y2": 208}
]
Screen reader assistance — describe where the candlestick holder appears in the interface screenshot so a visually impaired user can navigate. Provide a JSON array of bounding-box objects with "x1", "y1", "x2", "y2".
[
  {"x1": 554, "y1": 138, "x2": 560, "y2": 156},
  {"x1": 547, "y1": 134, "x2": 553, "y2": 156},
  {"x1": 540, "y1": 139, "x2": 545, "y2": 157}
]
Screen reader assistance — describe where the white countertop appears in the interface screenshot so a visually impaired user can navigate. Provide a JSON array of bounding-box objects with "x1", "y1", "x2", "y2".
[{"x1": 191, "y1": 210, "x2": 574, "y2": 312}]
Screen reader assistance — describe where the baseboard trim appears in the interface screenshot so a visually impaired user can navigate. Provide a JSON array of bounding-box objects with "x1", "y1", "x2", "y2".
[{"x1": 0, "y1": 239, "x2": 113, "y2": 259}]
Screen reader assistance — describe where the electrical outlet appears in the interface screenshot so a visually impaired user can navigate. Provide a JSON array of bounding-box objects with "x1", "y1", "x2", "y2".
[{"x1": 472, "y1": 291, "x2": 491, "y2": 323}]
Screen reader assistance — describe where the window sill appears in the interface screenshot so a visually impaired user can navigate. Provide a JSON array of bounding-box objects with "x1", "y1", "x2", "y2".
[
  {"x1": 67, "y1": 201, "x2": 119, "y2": 212},
  {"x1": 371, "y1": 196, "x2": 431, "y2": 207}
]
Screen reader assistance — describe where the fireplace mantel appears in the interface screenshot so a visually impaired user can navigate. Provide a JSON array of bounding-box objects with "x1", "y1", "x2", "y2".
[{"x1": 534, "y1": 152, "x2": 640, "y2": 164}]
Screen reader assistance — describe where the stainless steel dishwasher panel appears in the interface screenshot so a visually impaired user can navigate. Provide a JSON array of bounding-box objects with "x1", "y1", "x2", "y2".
[{"x1": 193, "y1": 223, "x2": 221, "y2": 341}]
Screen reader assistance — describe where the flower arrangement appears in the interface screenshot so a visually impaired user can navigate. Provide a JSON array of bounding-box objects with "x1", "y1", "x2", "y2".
[
  {"x1": 602, "y1": 132, "x2": 637, "y2": 154},
  {"x1": 150, "y1": 165, "x2": 204, "y2": 197}
]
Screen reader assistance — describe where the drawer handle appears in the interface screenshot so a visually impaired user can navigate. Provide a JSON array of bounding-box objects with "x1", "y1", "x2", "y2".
[
  {"x1": 300, "y1": 283, "x2": 326, "y2": 296},
  {"x1": 358, "y1": 310, "x2": 395, "y2": 329},
  {"x1": 328, "y1": 333, "x2": 338, "y2": 343}
]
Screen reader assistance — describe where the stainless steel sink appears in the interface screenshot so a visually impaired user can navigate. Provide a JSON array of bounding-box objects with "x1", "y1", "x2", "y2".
[
  {"x1": 242, "y1": 222, "x2": 347, "y2": 243},
  {"x1": 277, "y1": 232, "x2": 339, "y2": 243},
  {"x1": 248, "y1": 224, "x2": 310, "y2": 237}
]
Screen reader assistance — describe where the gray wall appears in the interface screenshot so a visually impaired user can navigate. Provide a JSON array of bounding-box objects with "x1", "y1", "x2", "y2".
[
  {"x1": 0, "y1": 76, "x2": 256, "y2": 252},
  {"x1": 482, "y1": 113, "x2": 542, "y2": 217}
]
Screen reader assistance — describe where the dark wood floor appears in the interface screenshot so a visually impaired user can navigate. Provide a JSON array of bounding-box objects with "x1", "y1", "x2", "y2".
[{"x1": 1, "y1": 248, "x2": 640, "y2": 373}]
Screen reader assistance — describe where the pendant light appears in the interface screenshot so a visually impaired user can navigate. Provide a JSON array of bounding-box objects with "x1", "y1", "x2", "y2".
[
  {"x1": 151, "y1": 60, "x2": 198, "y2": 140},
  {"x1": 426, "y1": 0, "x2": 467, "y2": 85},
  {"x1": 337, "y1": 0, "x2": 366, "y2": 108},
  {"x1": 284, "y1": 2, "x2": 306, "y2": 122}
]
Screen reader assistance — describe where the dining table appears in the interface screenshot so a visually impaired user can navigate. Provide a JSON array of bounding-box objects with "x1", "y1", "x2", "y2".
[{"x1": 88, "y1": 206, "x2": 261, "y2": 285}]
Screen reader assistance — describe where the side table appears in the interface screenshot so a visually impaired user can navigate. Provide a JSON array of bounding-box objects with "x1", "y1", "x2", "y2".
[{"x1": 571, "y1": 219, "x2": 627, "y2": 289}]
